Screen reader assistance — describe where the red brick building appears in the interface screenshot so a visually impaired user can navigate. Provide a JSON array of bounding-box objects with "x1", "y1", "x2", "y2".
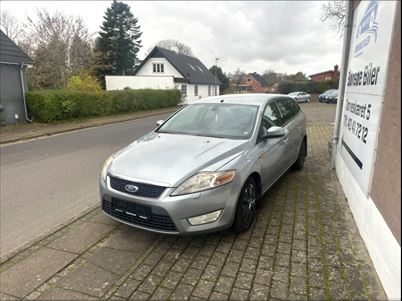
[
  {"x1": 237, "y1": 72, "x2": 270, "y2": 93},
  {"x1": 309, "y1": 65, "x2": 340, "y2": 81}
]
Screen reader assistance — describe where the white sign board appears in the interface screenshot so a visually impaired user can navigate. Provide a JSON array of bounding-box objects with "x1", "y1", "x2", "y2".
[{"x1": 339, "y1": 0, "x2": 396, "y2": 194}]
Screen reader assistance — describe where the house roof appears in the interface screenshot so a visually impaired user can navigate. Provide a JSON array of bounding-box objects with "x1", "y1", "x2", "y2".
[
  {"x1": 250, "y1": 72, "x2": 269, "y2": 87},
  {"x1": 0, "y1": 30, "x2": 33, "y2": 65},
  {"x1": 134, "y1": 46, "x2": 220, "y2": 85}
]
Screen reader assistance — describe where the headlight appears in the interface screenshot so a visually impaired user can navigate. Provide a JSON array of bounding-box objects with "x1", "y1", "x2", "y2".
[
  {"x1": 101, "y1": 155, "x2": 114, "y2": 182},
  {"x1": 171, "y1": 170, "x2": 236, "y2": 196}
]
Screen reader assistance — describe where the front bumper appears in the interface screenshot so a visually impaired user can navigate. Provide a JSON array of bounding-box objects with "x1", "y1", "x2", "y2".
[{"x1": 99, "y1": 175, "x2": 242, "y2": 235}]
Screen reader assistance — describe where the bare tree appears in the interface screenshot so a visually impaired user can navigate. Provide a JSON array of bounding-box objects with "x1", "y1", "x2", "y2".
[
  {"x1": 147, "y1": 39, "x2": 193, "y2": 56},
  {"x1": 69, "y1": 17, "x2": 94, "y2": 76},
  {"x1": 262, "y1": 69, "x2": 280, "y2": 85},
  {"x1": 25, "y1": 9, "x2": 93, "y2": 88},
  {"x1": 231, "y1": 68, "x2": 246, "y2": 86},
  {"x1": 0, "y1": 10, "x2": 34, "y2": 56},
  {"x1": 227, "y1": 68, "x2": 246, "y2": 93},
  {"x1": 320, "y1": 0, "x2": 346, "y2": 36},
  {"x1": 0, "y1": 10, "x2": 24, "y2": 41},
  {"x1": 26, "y1": 9, "x2": 74, "y2": 49}
]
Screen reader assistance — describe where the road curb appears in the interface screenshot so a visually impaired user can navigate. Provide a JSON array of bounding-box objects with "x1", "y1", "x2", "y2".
[{"x1": 0, "y1": 107, "x2": 178, "y2": 145}]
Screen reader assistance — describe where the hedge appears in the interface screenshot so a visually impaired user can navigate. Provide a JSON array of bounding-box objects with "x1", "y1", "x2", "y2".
[
  {"x1": 26, "y1": 89, "x2": 181, "y2": 123},
  {"x1": 278, "y1": 80, "x2": 339, "y2": 94}
]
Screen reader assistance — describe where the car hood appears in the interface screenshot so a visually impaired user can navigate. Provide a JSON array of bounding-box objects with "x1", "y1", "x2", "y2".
[{"x1": 109, "y1": 132, "x2": 250, "y2": 187}]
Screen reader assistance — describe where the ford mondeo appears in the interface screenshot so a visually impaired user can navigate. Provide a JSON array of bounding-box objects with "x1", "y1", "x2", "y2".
[{"x1": 100, "y1": 94, "x2": 307, "y2": 234}]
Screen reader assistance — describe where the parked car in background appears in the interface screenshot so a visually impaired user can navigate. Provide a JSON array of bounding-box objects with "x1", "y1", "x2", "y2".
[
  {"x1": 319, "y1": 89, "x2": 338, "y2": 103},
  {"x1": 100, "y1": 94, "x2": 307, "y2": 235},
  {"x1": 288, "y1": 92, "x2": 311, "y2": 103}
]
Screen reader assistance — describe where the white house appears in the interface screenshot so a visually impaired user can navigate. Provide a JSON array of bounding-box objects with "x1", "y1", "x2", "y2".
[{"x1": 105, "y1": 46, "x2": 220, "y2": 103}]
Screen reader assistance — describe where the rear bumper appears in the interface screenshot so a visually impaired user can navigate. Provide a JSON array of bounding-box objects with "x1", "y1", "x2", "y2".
[{"x1": 99, "y1": 175, "x2": 242, "y2": 235}]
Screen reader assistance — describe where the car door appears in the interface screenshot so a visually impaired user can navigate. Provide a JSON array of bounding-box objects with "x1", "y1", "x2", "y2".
[
  {"x1": 254, "y1": 101, "x2": 288, "y2": 191},
  {"x1": 274, "y1": 97, "x2": 301, "y2": 168}
]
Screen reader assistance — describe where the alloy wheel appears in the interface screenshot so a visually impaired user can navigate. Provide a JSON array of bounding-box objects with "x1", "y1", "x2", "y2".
[{"x1": 241, "y1": 182, "x2": 256, "y2": 224}]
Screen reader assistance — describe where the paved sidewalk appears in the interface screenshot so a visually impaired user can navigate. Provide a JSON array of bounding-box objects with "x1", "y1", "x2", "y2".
[
  {"x1": 0, "y1": 107, "x2": 177, "y2": 144},
  {"x1": 0, "y1": 124, "x2": 386, "y2": 300}
]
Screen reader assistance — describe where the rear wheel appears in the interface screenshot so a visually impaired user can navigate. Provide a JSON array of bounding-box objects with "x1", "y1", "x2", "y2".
[
  {"x1": 233, "y1": 177, "x2": 257, "y2": 233},
  {"x1": 292, "y1": 139, "x2": 306, "y2": 170}
]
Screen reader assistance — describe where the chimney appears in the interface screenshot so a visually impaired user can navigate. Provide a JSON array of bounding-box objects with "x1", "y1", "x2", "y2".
[{"x1": 334, "y1": 65, "x2": 339, "y2": 72}]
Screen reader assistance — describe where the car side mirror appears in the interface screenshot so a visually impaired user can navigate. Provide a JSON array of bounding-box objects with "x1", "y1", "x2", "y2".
[
  {"x1": 156, "y1": 120, "x2": 164, "y2": 126},
  {"x1": 263, "y1": 126, "x2": 286, "y2": 139}
]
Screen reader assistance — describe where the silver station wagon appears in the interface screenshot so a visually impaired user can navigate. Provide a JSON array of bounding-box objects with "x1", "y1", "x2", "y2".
[{"x1": 100, "y1": 94, "x2": 307, "y2": 234}]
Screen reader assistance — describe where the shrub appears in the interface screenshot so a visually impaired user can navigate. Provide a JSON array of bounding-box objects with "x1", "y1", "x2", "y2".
[
  {"x1": 278, "y1": 79, "x2": 339, "y2": 94},
  {"x1": 67, "y1": 75, "x2": 102, "y2": 92},
  {"x1": 26, "y1": 89, "x2": 181, "y2": 123}
]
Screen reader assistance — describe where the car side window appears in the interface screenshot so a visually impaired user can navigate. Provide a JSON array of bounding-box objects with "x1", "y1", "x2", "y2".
[
  {"x1": 258, "y1": 102, "x2": 282, "y2": 141},
  {"x1": 275, "y1": 98, "x2": 300, "y2": 124}
]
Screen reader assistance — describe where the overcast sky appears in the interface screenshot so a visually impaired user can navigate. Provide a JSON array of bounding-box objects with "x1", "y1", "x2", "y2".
[{"x1": 2, "y1": 1, "x2": 343, "y2": 76}]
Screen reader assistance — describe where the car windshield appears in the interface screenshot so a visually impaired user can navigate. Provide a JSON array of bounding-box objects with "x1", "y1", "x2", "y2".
[
  {"x1": 157, "y1": 103, "x2": 259, "y2": 139},
  {"x1": 324, "y1": 89, "x2": 337, "y2": 95},
  {"x1": 288, "y1": 92, "x2": 299, "y2": 96}
]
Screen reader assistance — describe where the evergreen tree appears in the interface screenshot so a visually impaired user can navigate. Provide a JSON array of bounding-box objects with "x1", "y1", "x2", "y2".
[
  {"x1": 96, "y1": 0, "x2": 142, "y2": 80},
  {"x1": 209, "y1": 66, "x2": 229, "y2": 94}
]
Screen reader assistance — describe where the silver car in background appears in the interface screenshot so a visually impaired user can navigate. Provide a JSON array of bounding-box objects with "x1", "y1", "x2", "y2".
[
  {"x1": 288, "y1": 91, "x2": 311, "y2": 103},
  {"x1": 100, "y1": 94, "x2": 307, "y2": 234}
]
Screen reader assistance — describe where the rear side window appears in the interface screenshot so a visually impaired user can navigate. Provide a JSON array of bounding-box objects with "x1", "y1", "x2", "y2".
[{"x1": 275, "y1": 98, "x2": 300, "y2": 123}]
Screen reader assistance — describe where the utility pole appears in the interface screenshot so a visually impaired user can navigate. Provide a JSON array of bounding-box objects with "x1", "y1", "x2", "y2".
[{"x1": 214, "y1": 57, "x2": 219, "y2": 95}]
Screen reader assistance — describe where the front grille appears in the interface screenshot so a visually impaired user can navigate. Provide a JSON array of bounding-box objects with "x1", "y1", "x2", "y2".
[
  {"x1": 102, "y1": 199, "x2": 177, "y2": 232},
  {"x1": 109, "y1": 176, "x2": 166, "y2": 198}
]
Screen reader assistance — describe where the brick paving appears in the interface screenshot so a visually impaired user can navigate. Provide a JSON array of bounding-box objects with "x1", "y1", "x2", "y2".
[{"x1": 0, "y1": 104, "x2": 387, "y2": 300}]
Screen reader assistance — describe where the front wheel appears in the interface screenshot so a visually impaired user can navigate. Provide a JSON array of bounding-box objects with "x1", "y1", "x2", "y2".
[{"x1": 233, "y1": 177, "x2": 257, "y2": 233}]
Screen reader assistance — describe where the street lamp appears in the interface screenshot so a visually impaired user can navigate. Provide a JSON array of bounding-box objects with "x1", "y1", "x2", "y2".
[{"x1": 214, "y1": 57, "x2": 219, "y2": 95}]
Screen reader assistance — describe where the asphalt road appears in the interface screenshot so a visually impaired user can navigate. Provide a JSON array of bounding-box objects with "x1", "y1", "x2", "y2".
[{"x1": 0, "y1": 113, "x2": 171, "y2": 259}]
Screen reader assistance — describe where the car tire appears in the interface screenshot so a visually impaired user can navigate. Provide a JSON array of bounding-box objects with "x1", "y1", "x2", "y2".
[
  {"x1": 292, "y1": 139, "x2": 306, "y2": 170},
  {"x1": 233, "y1": 177, "x2": 257, "y2": 233}
]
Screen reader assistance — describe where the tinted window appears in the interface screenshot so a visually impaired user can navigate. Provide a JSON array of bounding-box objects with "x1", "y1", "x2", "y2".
[{"x1": 275, "y1": 98, "x2": 300, "y2": 123}]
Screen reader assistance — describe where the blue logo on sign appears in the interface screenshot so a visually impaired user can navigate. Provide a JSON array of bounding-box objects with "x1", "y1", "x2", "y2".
[{"x1": 354, "y1": 0, "x2": 379, "y2": 57}]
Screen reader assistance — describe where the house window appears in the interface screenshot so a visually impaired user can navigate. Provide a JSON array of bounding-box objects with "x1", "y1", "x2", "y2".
[
  {"x1": 208, "y1": 85, "x2": 211, "y2": 96},
  {"x1": 153, "y1": 63, "x2": 164, "y2": 73},
  {"x1": 194, "y1": 85, "x2": 198, "y2": 96},
  {"x1": 181, "y1": 85, "x2": 187, "y2": 96},
  {"x1": 247, "y1": 78, "x2": 252, "y2": 82}
]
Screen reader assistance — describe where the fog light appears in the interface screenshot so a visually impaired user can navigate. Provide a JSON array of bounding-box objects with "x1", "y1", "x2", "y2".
[{"x1": 187, "y1": 209, "x2": 223, "y2": 226}]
